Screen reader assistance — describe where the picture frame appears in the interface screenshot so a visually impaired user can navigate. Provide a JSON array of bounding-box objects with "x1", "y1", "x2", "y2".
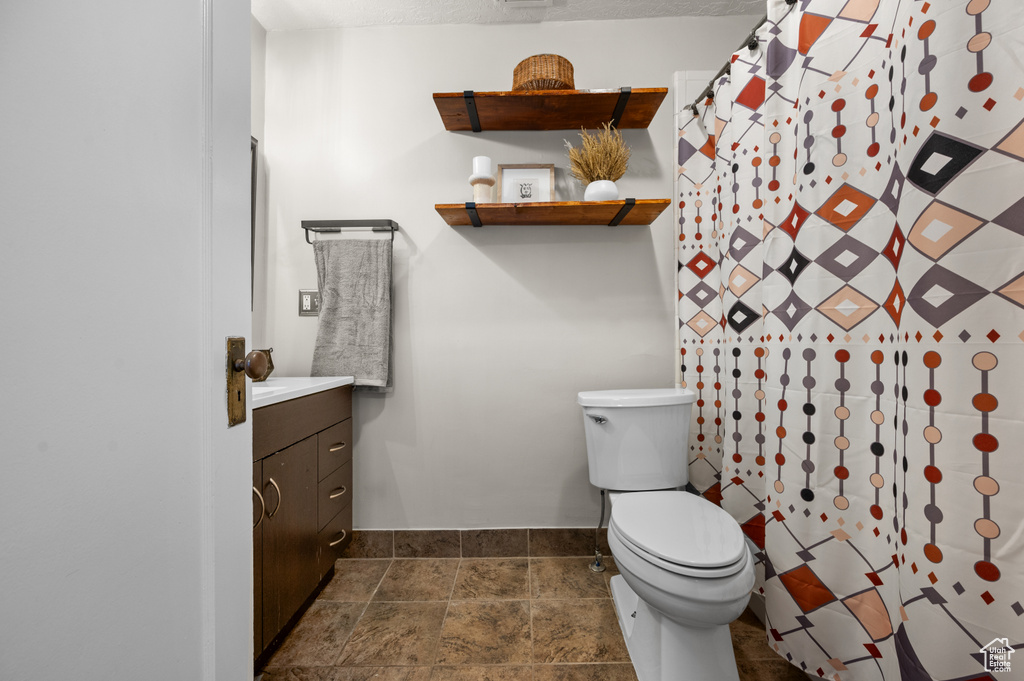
[{"x1": 497, "y1": 163, "x2": 555, "y2": 203}]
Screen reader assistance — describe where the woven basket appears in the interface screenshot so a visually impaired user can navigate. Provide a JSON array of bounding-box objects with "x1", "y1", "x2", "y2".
[{"x1": 512, "y1": 54, "x2": 574, "y2": 91}]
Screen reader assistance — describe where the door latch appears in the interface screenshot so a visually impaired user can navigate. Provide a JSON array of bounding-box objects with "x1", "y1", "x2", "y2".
[
  {"x1": 227, "y1": 338, "x2": 271, "y2": 426},
  {"x1": 227, "y1": 337, "x2": 247, "y2": 427}
]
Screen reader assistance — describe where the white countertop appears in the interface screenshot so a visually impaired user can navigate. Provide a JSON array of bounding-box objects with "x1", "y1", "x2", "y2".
[{"x1": 251, "y1": 376, "x2": 355, "y2": 409}]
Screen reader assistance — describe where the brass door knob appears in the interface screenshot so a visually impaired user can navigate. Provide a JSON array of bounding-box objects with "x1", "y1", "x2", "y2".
[{"x1": 234, "y1": 350, "x2": 268, "y2": 380}]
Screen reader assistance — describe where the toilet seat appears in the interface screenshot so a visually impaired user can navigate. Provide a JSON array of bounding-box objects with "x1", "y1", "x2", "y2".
[{"x1": 609, "y1": 491, "x2": 748, "y2": 579}]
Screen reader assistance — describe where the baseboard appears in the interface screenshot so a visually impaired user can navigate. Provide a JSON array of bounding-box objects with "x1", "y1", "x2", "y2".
[
  {"x1": 747, "y1": 590, "x2": 766, "y2": 624},
  {"x1": 339, "y1": 527, "x2": 610, "y2": 559}
]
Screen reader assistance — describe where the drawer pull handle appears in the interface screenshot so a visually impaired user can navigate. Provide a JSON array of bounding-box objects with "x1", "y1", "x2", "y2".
[
  {"x1": 253, "y1": 486, "x2": 265, "y2": 530},
  {"x1": 328, "y1": 530, "x2": 348, "y2": 547},
  {"x1": 266, "y1": 477, "x2": 282, "y2": 518},
  {"x1": 329, "y1": 486, "x2": 348, "y2": 500},
  {"x1": 329, "y1": 442, "x2": 347, "y2": 452}
]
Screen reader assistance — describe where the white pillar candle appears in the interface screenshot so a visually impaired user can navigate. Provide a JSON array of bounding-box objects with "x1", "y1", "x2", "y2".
[{"x1": 472, "y1": 156, "x2": 491, "y2": 176}]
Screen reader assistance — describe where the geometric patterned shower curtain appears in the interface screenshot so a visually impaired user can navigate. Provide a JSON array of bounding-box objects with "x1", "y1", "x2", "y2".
[{"x1": 676, "y1": 2, "x2": 1024, "y2": 679}]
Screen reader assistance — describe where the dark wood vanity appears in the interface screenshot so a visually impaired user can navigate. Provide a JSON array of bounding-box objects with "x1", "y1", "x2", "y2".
[{"x1": 252, "y1": 384, "x2": 353, "y2": 665}]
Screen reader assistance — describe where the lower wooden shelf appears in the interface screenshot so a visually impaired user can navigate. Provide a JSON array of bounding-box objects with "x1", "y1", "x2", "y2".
[{"x1": 435, "y1": 199, "x2": 670, "y2": 227}]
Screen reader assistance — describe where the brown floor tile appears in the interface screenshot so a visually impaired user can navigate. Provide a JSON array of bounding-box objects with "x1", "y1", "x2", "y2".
[
  {"x1": 529, "y1": 528, "x2": 596, "y2": 557},
  {"x1": 264, "y1": 537, "x2": 800, "y2": 681},
  {"x1": 530, "y1": 557, "x2": 614, "y2": 599},
  {"x1": 436, "y1": 600, "x2": 532, "y2": 665},
  {"x1": 319, "y1": 559, "x2": 391, "y2": 602},
  {"x1": 260, "y1": 667, "x2": 348, "y2": 681},
  {"x1": 532, "y1": 663, "x2": 638, "y2": 681},
  {"x1": 395, "y1": 530, "x2": 462, "y2": 558},
  {"x1": 374, "y1": 559, "x2": 459, "y2": 601},
  {"x1": 337, "y1": 601, "x2": 448, "y2": 666},
  {"x1": 460, "y1": 529, "x2": 528, "y2": 557},
  {"x1": 732, "y1": 631, "x2": 777, "y2": 664},
  {"x1": 344, "y1": 669, "x2": 432, "y2": 681},
  {"x1": 531, "y1": 600, "x2": 630, "y2": 664},
  {"x1": 452, "y1": 559, "x2": 530, "y2": 600},
  {"x1": 737, "y1": 657, "x2": 812, "y2": 681},
  {"x1": 429, "y1": 667, "x2": 532, "y2": 681},
  {"x1": 341, "y1": 530, "x2": 394, "y2": 559},
  {"x1": 262, "y1": 669, "x2": 431, "y2": 681},
  {"x1": 267, "y1": 601, "x2": 366, "y2": 666},
  {"x1": 731, "y1": 626, "x2": 774, "y2": 662}
]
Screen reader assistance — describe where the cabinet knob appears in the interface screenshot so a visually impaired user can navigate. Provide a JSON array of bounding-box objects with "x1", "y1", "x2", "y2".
[{"x1": 234, "y1": 350, "x2": 269, "y2": 380}]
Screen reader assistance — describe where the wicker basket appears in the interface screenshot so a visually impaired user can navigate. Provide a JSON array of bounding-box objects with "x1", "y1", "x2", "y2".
[{"x1": 512, "y1": 54, "x2": 574, "y2": 91}]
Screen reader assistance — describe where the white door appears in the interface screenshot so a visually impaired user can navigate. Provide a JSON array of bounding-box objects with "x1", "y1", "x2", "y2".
[{"x1": 0, "y1": 1, "x2": 253, "y2": 679}]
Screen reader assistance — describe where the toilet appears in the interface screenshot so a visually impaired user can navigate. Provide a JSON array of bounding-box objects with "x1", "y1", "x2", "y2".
[{"x1": 578, "y1": 388, "x2": 754, "y2": 681}]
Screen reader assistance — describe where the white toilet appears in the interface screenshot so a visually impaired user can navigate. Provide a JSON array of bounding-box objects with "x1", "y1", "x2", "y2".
[{"x1": 578, "y1": 388, "x2": 754, "y2": 681}]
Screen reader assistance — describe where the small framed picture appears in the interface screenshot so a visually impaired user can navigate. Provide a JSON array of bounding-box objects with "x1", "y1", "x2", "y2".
[{"x1": 497, "y1": 163, "x2": 555, "y2": 203}]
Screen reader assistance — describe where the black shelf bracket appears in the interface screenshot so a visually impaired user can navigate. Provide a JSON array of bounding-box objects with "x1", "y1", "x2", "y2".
[
  {"x1": 465, "y1": 202, "x2": 483, "y2": 227},
  {"x1": 608, "y1": 198, "x2": 636, "y2": 226},
  {"x1": 463, "y1": 90, "x2": 482, "y2": 133},
  {"x1": 609, "y1": 87, "x2": 632, "y2": 128}
]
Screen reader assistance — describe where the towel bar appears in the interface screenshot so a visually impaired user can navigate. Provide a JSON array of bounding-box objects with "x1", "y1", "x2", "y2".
[{"x1": 301, "y1": 219, "x2": 399, "y2": 245}]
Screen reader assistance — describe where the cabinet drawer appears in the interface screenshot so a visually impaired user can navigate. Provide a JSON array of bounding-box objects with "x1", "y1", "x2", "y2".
[
  {"x1": 318, "y1": 503, "x2": 353, "y2": 578},
  {"x1": 254, "y1": 385, "x2": 352, "y2": 462},
  {"x1": 317, "y1": 460, "x2": 352, "y2": 531},
  {"x1": 318, "y1": 418, "x2": 352, "y2": 480}
]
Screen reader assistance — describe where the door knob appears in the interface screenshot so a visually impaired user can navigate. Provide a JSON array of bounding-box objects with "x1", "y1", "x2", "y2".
[
  {"x1": 234, "y1": 350, "x2": 269, "y2": 380},
  {"x1": 226, "y1": 337, "x2": 263, "y2": 427}
]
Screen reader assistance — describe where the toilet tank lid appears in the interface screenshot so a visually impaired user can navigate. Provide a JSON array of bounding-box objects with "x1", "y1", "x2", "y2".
[{"x1": 578, "y1": 388, "x2": 696, "y2": 408}]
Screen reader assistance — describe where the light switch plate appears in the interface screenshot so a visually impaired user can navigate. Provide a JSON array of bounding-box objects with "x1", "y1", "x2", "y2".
[{"x1": 299, "y1": 289, "x2": 320, "y2": 316}]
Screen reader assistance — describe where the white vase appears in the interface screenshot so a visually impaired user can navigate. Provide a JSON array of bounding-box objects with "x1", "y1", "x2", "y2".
[{"x1": 584, "y1": 180, "x2": 619, "y2": 201}]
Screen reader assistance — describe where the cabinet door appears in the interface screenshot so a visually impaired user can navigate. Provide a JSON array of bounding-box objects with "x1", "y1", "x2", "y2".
[
  {"x1": 260, "y1": 435, "x2": 318, "y2": 647},
  {"x1": 253, "y1": 460, "x2": 263, "y2": 656}
]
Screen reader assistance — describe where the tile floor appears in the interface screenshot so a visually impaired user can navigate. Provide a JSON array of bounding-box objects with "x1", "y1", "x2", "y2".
[{"x1": 259, "y1": 555, "x2": 810, "y2": 681}]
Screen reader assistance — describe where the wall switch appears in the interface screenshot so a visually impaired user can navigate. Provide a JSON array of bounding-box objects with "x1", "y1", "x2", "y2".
[{"x1": 299, "y1": 289, "x2": 320, "y2": 316}]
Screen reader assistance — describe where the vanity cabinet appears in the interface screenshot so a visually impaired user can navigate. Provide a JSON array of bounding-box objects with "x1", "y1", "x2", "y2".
[
  {"x1": 253, "y1": 385, "x2": 353, "y2": 664},
  {"x1": 253, "y1": 462, "x2": 263, "y2": 657}
]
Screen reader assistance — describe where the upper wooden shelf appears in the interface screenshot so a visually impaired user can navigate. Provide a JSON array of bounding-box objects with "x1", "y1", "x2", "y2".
[
  {"x1": 433, "y1": 88, "x2": 668, "y2": 132},
  {"x1": 434, "y1": 199, "x2": 670, "y2": 227}
]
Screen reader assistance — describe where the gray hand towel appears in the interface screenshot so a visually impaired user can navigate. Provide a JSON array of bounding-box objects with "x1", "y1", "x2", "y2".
[{"x1": 311, "y1": 239, "x2": 393, "y2": 391}]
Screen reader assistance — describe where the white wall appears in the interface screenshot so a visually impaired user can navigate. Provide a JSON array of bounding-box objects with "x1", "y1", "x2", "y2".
[{"x1": 261, "y1": 16, "x2": 759, "y2": 529}]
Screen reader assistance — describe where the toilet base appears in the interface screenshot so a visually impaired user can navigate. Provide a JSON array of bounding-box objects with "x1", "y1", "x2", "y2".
[{"x1": 609, "y1": 575, "x2": 741, "y2": 681}]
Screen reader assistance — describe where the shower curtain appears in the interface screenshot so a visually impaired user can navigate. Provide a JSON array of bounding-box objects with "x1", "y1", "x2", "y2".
[{"x1": 676, "y1": 1, "x2": 1023, "y2": 679}]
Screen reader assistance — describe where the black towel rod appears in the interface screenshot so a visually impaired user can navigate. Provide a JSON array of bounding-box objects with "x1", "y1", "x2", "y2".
[{"x1": 301, "y1": 219, "x2": 399, "y2": 245}]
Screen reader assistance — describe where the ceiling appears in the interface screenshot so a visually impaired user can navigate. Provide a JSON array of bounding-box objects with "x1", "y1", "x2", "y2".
[{"x1": 252, "y1": 0, "x2": 765, "y2": 32}]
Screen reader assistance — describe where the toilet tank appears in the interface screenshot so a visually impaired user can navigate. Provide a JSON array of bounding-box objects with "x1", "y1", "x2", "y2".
[{"x1": 578, "y1": 388, "x2": 696, "y2": 491}]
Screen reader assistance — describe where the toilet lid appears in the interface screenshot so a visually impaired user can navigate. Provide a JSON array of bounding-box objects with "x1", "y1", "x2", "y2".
[{"x1": 609, "y1": 491, "x2": 747, "y2": 569}]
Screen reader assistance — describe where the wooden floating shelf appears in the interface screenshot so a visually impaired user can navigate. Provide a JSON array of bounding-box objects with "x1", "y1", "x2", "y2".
[
  {"x1": 434, "y1": 199, "x2": 671, "y2": 227},
  {"x1": 433, "y1": 88, "x2": 668, "y2": 132}
]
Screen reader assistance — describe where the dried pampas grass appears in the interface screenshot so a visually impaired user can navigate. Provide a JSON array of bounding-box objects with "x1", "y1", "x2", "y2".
[{"x1": 565, "y1": 122, "x2": 631, "y2": 185}]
